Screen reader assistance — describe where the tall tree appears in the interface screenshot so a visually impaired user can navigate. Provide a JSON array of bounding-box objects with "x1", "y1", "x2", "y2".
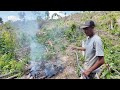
[
  {"x1": 45, "y1": 11, "x2": 49, "y2": 20},
  {"x1": 0, "y1": 17, "x2": 3, "y2": 24},
  {"x1": 32, "y1": 11, "x2": 42, "y2": 20},
  {"x1": 31, "y1": 11, "x2": 45, "y2": 29}
]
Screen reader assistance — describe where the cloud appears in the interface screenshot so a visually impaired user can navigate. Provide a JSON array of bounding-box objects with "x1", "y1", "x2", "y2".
[{"x1": 7, "y1": 15, "x2": 20, "y2": 22}]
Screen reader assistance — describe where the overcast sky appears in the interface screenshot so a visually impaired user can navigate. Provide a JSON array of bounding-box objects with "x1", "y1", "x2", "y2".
[{"x1": 0, "y1": 11, "x2": 81, "y2": 22}]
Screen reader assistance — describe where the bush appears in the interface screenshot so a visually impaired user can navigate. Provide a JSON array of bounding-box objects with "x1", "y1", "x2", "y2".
[
  {"x1": 64, "y1": 24, "x2": 78, "y2": 42},
  {"x1": 0, "y1": 22, "x2": 27, "y2": 75}
]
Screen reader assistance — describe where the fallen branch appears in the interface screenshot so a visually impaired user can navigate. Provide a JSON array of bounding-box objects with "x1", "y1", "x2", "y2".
[
  {"x1": 0, "y1": 72, "x2": 13, "y2": 78},
  {"x1": 6, "y1": 74, "x2": 19, "y2": 79},
  {"x1": 0, "y1": 71, "x2": 18, "y2": 78},
  {"x1": 38, "y1": 76, "x2": 46, "y2": 79},
  {"x1": 105, "y1": 63, "x2": 120, "y2": 75},
  {"x1": 110, "y1": 75, "x2": 120, "y2": 79}
]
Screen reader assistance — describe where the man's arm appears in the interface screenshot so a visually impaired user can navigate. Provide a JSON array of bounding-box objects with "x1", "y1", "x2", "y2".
[
  {"x1": 75, "y1": 47, "x2": 86, "y2": 51},
  {"x1": 83, "y1": 56, "x2": 105, "y2": 76},
  {"x1": 71, "y1": 46, "x2": 86, "y2": 51}
]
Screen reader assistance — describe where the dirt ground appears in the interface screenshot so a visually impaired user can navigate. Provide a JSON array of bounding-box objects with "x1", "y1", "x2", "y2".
[{"x1": 51, "y1": 46, "x2": 80, "y2": 79}]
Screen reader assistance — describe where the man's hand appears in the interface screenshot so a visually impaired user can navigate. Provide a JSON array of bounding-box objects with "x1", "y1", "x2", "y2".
[
  {"x1": 83, "y1": 56, "x2": 105, "y2": 77},
  {"x1": 82, "y1": 70, "x2": 91, "y2": 77},
  {"x1": 70, "y1": 45, "x2": 86, "y2": 51},
  {"x1": 70, "y1": 45, "x2": 77, "y2": 50},
  {"x1": 71, "y1": 46, "x2": 77, "y2": 50}
]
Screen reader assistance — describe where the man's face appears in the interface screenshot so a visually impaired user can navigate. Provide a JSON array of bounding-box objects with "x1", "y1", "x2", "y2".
[{"x1": 83, "y1": 27, "x2": 93, "y2": 36}]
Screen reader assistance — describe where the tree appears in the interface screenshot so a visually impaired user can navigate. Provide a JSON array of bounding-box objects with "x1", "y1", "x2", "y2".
[
  {"x1": 64, "y1": 12, "x2": 66, "y2": 16},
  {"x1": 36, "y1": 16, "x2": 42, "y2": 22},
  {"x1": 45, "y1": 11, "x2": 49, "y2": 20},
  {"x1": 31, "y1": 11, "x2": 44, "y2": 22},
  {"x1": 0, "y1": 17, "x2": 3, "y2": 24}
]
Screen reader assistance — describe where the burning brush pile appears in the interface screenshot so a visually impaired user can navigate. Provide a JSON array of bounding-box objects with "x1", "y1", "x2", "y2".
[{"x1": 25, "y1": 59, "x2": 65, "y2": 79}]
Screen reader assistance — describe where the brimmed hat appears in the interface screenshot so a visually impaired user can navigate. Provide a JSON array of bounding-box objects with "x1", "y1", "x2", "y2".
[{"x1": 80, "y1": 20, "x2": 95, "y2": 29}]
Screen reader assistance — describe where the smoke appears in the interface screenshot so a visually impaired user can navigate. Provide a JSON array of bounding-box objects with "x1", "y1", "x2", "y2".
[
  {"x1": 18, "y1": 12, "x2": 26, "y2": 21},
  {"x1": 12, "y1": 19, "x2": 46, "y2": 62},
  {"x1": 11, "y1": 17, "x2": 66, "y2": 78}
]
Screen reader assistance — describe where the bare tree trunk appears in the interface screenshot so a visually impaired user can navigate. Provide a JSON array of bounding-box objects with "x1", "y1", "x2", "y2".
[{"x1": 110, "y1": 20, "x2": 113, "y2": 30}]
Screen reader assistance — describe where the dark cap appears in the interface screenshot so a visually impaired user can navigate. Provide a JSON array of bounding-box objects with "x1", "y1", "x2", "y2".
[{"x1": 80, "y1": 20, "x2": 95, "y2": 29}]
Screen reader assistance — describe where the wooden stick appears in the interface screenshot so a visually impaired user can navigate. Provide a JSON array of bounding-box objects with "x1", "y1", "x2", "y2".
[
  {"x1": 0, "y1": 72, "x2": 13, "y2": 78},
  {"x1": 96, "y1": 73, "x2": 100, "y2": 79},
  {"x1": 38, "y1": 76, "x2": 46, "y2": 79},
  {"x1": 48, "y1": 40, "x2": 53, "y2": 47},
  {"x1": 6, "y1": 74, "x2": 19, "y2": 79},
  {"x1": 45, "y1": 46, "x2": 49, "y2": 52},
  {"x1": 0, "y1": 71, "x2": 18, "y2": 78},
  {"x1": 74, "y1": 51, "x2": 89, "y2": 79},
  {"x1": 105, "y1": 63, "x2": 120, "y2": 75}
]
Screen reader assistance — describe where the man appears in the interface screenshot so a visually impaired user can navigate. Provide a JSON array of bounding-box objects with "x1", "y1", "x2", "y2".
[{"x1": 72, "y1": 20, "x2": 105, "y2": 79}]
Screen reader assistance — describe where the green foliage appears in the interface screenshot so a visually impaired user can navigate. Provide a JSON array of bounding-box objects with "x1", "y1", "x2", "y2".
[
  {"x1": 36, "y1": 27, "x2": 67, "y2": 61},
  {"x1": 0, "y1": 22, "x2": 27, "y2": 76},
  {"x1": 0, "y1": 59, "x2": 25, "y2": 74},
  {"x1": 64, "y1": 24, "x2": 78, "y2": 43},
  {"x1": 100, "y1": 35, "x2": 120, "y2": 78}
]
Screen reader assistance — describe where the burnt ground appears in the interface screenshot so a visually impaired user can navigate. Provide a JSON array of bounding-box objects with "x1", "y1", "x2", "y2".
[{"x1": 20, "y1": 45, "x2": 80, "y2": 79}]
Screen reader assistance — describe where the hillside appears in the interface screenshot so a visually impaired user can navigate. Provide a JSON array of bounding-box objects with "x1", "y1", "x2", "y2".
[
  {"x1": 36, "y1": 11, "x2": 120, "y2": 79},
  {"x1": 0, "y1": 11, "x2": 120, "y2": 79}
]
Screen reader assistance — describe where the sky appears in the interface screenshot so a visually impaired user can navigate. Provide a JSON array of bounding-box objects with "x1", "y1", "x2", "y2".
[{"x1": 0, "y1": 11, "x2": 81, "y2": 22}]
